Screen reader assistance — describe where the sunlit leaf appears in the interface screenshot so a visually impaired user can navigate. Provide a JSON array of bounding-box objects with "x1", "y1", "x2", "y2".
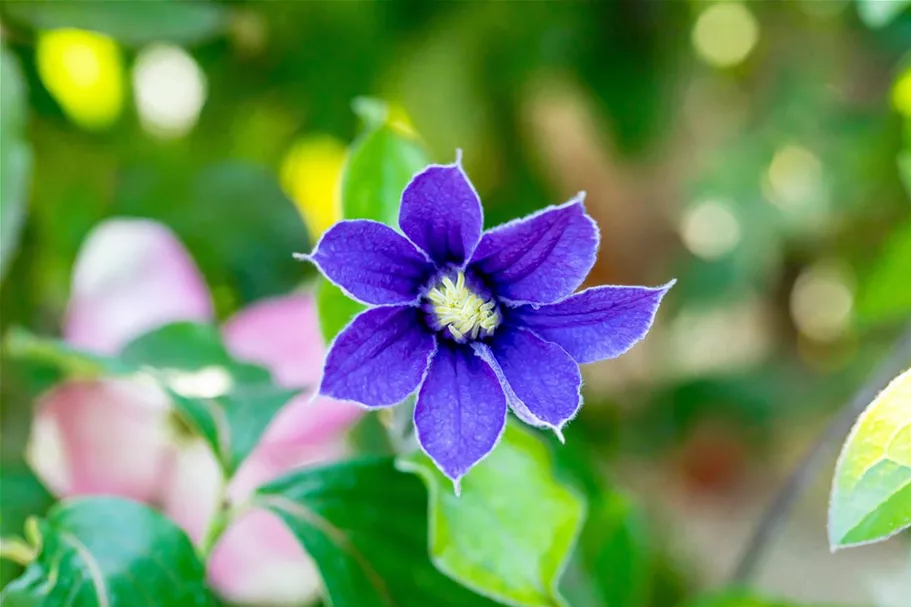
[
  {"x1": 0, "y1": 497, "x2": 212, "y2": 606},
  {"x1": 398, "y1": 424, "x2": 585, "y2": 607},
  {"x1": 5, "y1": 324, "x2": 298, "y2": 477},
  {"x1": 254, "y1": 458, "x2": 501, "y2": 607},
  {"x1": 830, "y1": 368, "x2": 911, "y2": 549},
  {"x1": 0, "y1": 45, "x2": 31, "y2": 282},
  {"x1": 5, "y1": 0, "x2": 228, "y2": 46},
  {"x1": 857, "y1": 0, "x2": 911, "y2": 28}
]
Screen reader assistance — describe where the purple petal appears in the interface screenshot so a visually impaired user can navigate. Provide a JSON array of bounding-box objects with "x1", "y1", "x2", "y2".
[
  {"x1": 414, "y1": 343, "x2": 506, "y2": 487},
  {"x1": 469, "y1": 195, "x2": 599, "y2": 304},
  {"x1": 399, "y1": 159, "x2": 483, "y2": 266},
  {"x1": 512, "y1": 281, "x2": 674, "y2": 364},
  {"x1": 65, "y1": 219, "x2": 213, "y2": 354},
  {"x1": 320, "y1": 306, "x2": 436, "y2": 407},
  {"x1": 308, "y1": 220, "x2": 434, "y2": 305},
  {"x1": 488, "y1": 327, "x2": 582, "y2": 433}
]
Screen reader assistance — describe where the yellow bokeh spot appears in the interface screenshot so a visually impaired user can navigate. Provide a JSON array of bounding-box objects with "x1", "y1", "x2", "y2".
[
  {"x1": 892, "y1": 65, "x2": 911, "y2": 117},
  {"x1": 280, "y1": 135, "x2": 347, "y2": 240},
  {"x1": 37, "y1": 29, "x2": 124, "y2": 130},
  {"x1": 692, "y1": 2, "x2": 759, "y2": 69}
]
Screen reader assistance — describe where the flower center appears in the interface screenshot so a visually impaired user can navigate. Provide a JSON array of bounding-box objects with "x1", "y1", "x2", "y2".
[{"x1": 426, "y1": 271, "x2": 500, "y2": 342}]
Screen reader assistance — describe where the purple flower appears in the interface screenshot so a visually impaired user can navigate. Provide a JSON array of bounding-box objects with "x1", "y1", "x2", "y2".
[{"x1": 299, "y1": 154, "x2": 673, "y2": 489}]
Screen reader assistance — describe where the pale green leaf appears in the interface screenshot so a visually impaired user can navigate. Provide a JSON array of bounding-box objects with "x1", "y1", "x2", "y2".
[
  {"x1": 398, "y1": 424, "x2": 585, "y2": 607},
  {"x1": 830, "y1": 368, "x2": 911, "y2": 549}
]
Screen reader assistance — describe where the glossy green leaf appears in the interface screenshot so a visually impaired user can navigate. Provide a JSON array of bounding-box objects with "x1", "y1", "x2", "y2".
[
  {"x1": 830, "y1": 368, "x2": 911, "y2": 549},
  {"x1": 561, "y1": 492, "x2": 651, "y2": 607},
  {"x1": 253, "y1": 458, "x2": 501, "y2": 607},
  {"x1": 4, "y1": 0, "x2": 228, "y2": 46},
  {"x1": 0, "y1": 465, "x2": 55, "y2": 587},
  {"x1": 0, "y1": 45, "x2": 32, "y2": 282},
  {"x1": 315, "y1": 100, "x2": 429, "y2": 342},
  {"x1": 316, "y1": 278, "x2": 365, "y2": 343},
  {"x1": 5, "y1": 324, "x2": 298, "y2": 476},
  {"x1": 856, "y1": 219, "x2": 911, "y2": 325},
  {"x1": 398, "y1": 424, "x2": 586, "y2": 607},
  {"x1": 857, "y1": 0, "x2": 911, "y2": 28},
  {"x1": 1, "y1": 497, "x2": 212, "y2": 606}
]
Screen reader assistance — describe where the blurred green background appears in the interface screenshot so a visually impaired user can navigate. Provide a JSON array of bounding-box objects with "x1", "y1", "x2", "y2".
[{"x1": 1, "y1": 1, "x2": 910, "y2": 605}]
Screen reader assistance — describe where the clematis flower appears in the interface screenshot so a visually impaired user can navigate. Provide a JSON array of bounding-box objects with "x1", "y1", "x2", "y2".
[
  {"x1": 28, "y1": 218, "x2": 362, "y2": 605},
  {"x1": 300, "y1": 153, "x2": 673, "y2": 488}
]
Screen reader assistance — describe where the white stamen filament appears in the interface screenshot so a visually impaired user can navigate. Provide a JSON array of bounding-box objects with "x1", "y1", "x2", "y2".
[{"x1": 427, "y1": 271, "x2": 500, "y2": 341}]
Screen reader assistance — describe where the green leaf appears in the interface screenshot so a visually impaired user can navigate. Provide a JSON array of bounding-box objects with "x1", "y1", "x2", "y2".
[
  {"x1": 856, "y1": 219, "x2": 911, "y2": 325},
  {"x1": 315, "y1": 99, "x2": 430, "y2": 342},
  {"x1": 1, "y1": 497, "x2": 212, "y2": 606},
  {"x1": 0, "y1": 45, "x2": 32, "y2": 282},
  {"x1": 857, "y1": 0, "x2": 911, "y2": 28},
  {"x1": 341, "y1": 122, "x2": 429, "y2": 225},
  {"x1": 561, "y1": 492, "x2": 651, "y2": 607},
  {"x1": 317, "y1": 279, "x2": 365, "y2": 343},
  {"x1": 830, "y1": 368, "x2": 911, "y2": 549},
  {"x1": 253, "y1": 458, "x2": 502, "y2": 607},
  {"x1": 397, "y1": 424, "x2": 585, "y2": 607},
  {"x1": 0, "y1": 465, "x2": 55, "y2": 587},
  {"x1": 5, "y1": 324, "x2": 299, "y2": 476},
  {"x1": 4, "y1": 0, "x2": 228, "y2": 46}
]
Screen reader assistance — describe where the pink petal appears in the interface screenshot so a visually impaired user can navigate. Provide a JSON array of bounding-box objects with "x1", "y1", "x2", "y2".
[
  {"x1": 207, "y1": 509, "x2": 322, "y2": 606},
  {"x1": 27, "y1": 379, "x2": 175, "y2": 502},
  {"x1": 222, "y1": 293, "x2": 324, "y2": 387},
  {"x1": 160, "y1": 440, "x2": 223, "y2": 545},
  {"x1": 64, "y1": 219, "x2": 213, "y2": 354}
]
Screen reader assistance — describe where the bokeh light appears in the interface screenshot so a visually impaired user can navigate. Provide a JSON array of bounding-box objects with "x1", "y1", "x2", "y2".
[
  {"x1": 766, "y1": 144, "x2": 823, "y2": 207},
  {"x1": 692, "y1": 2, "x2": 759, "y2": 68},
  {"x1": 790, "y1": 262, "x2": 854, "y2": 342},
  {"x1": 280, "y1": 135, "x2": 347, "y2": 240},
  {"x1": 679, "y1": 199, "x2": 741, "y2": 260},
  {"x1": 36, "y1": 28, "x2": 124, "y2": 130},
  {"x1": 132, "y1": 44, "x2": 208, "y2": 140}
]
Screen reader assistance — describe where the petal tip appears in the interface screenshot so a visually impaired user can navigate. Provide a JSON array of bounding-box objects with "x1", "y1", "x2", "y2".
[
  {"x1": 292, "y1": 252, "x2": 311, "y2": 262},
  {"x1": 454, "y1": 148, "x2": 464, "y2": 166},
  {"x1": 451, "y1": 477, "x2": 462, "y2": 496},
  {"x1": 553, "y1": 426, "x2": 566, "y2": 444}
]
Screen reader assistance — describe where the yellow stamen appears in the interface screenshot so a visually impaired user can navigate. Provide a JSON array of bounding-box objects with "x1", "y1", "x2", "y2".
[{"x1": 427, "y1": 271, "x2": 500, "y2": 341}]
